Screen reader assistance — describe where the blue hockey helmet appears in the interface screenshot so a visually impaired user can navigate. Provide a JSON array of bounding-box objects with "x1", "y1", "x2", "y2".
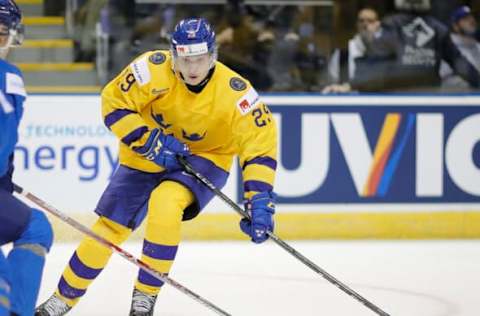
[
  {"x1": 0, "y1": 0, "x2": 23, "y2": 47},
  {"x1": 170, "y1": 18, "x2": 216, "y2": 59}
]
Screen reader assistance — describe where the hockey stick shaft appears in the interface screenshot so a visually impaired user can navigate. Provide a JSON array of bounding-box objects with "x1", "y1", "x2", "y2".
[
  {"x1": 179, "y1": 157, "x2": 390, "y2": 316},
  {"x1": 13, "y1": 183, "x2": 231, "y2": 316}
]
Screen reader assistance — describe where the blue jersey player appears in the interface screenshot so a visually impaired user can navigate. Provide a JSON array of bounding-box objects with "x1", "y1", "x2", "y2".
[{"x1": 0, "y1": 1, "x2": 54, "y2": 315}]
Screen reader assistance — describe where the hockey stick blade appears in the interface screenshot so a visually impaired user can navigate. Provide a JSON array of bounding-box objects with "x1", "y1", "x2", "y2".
[
  {"x1": 178, "y1": 156, "x2": 391, "y2": 316},
  {"x1": 13, "y1": 183, "x2": 232, "y2": 316}
]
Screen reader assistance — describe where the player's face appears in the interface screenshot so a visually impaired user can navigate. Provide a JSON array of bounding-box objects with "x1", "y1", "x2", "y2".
[
  {"x1": 357, "y1": 9, "x2": 379, "y2": 33},
  {"x1": 0, "y1": 24, "x2": 9, "y2": 48},
  {"x1": 458, "y1": 15, "x2": 477, "y2": 36},
  {"x1": 175, "y1": 53, "x2": 212, "y2": 86},
  {"x1": 0, "y1": 24, "x2": 10, "y2": 59}
]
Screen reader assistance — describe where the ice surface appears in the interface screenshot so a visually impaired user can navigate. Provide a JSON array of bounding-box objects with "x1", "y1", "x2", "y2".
[{"x1": 36, "y1": 240, "x2": 480, "y2": 316}]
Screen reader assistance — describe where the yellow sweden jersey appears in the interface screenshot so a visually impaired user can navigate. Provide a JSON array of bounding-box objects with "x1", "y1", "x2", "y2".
[{"x1": 101, "y1": 50, "x2": 277, "y2": 198}]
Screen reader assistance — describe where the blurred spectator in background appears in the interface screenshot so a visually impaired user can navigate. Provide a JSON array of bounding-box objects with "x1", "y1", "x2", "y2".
[
  {"x1": 128, "y1": 5, "x2": 175, "y2": 53},
  {"x1": 430, "y1": 0, "x2": 464, "y2": 24},
  {"x1": 102, "y1": 0, "x2": 137, "y2": 78},
  {"x1": 323, "y1": 7, "x2": 383, "y2": 93},
  {"x1": 266, "y1": 5, "x2": 327, "y2": 91},
  {"x1": 440, "y1": 5, "x2": 480, "y2": 91},
  {"x1": 266, "y1": 5, "x2": 303, "y2": 91},
  {"x1": 97, "y1": 1, "x2": 331, "y2": 91},
  {"x1": 324, "y1": 0, "x2": 480, "y2": 93},
  {"x1": 216, "y1": 0, "x2": 273, "y2": 90},
  {"x1": 74, "y1": 0, "x2": 109, "y2": 61},
  {"x1": 44, "y1": 0, "x2": 65, "y2": 16},
  {"x1": 107, "y1": 2, "x2": 174, "y2": 78},
  {"x1": 293, "y1": 7, "x2": 327, "y2": 91}
]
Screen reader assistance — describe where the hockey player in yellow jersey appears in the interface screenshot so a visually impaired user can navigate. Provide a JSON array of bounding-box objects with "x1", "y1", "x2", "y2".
[{"x1": 36, "y1": 17, "x2": 277, "y2": 316}]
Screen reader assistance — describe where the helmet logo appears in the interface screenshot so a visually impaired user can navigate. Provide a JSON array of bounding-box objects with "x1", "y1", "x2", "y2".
[{"x1": 176, "y1": 42, "x2": 209, "y2": 57}]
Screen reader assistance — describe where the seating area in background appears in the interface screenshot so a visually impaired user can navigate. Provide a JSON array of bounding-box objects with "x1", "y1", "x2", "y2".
[
  {"x1": 10, "y1": 0, "x2": 480, "y2": 94},
  {"x1": 9, "y1": 0, "x2": 100, "y2": 93}
]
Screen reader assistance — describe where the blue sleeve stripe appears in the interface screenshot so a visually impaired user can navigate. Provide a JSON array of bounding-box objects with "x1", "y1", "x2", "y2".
[
  {"x1": 244, "y1": 180, "x2": 273, "y2": 193},
  {"x1": 121, "y1": 126, "x2": 148, "y2": 146},
  {"x1": 104, "y1": 109, "x2": 136, "y2": 129},
  {"x1": 142, "y1": 239, "x2": 178, "y2": 261},
  {"x1": 243, "y1": 157, "x2": 277, "y2": 170}
]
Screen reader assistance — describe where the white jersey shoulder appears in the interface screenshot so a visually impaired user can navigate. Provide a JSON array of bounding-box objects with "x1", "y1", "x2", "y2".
[
  {"x1": 6, "y1": 72, "x2": 26, "y2": 97},
  {"x1": 0, "y1": 90, "x2": 14, "y2": 114}
]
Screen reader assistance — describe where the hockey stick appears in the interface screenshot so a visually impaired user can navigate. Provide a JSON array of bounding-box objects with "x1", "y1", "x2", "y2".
[
  {"x1": 12, "y1": 183, "x2": 231, "y2": 316},
  {"x1": 178, "y1": 156, "x2": 391, "y2": 316}
]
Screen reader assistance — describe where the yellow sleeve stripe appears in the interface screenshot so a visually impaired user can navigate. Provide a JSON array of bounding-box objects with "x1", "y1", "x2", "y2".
[{"x1": 243, "y1": 163, "x2": 275, "y2": 184}]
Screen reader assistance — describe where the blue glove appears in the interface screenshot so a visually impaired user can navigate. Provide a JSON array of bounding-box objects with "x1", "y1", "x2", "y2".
[
  {"x1": 240, "y1": 191, "x2": 276, "y2": 243},
  {"x1": 135, "y1": 128, "x2": 190, "y2": 170}
]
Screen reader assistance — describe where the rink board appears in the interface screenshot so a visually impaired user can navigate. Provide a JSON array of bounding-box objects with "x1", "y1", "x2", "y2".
[{"x1": 13, "y1": 94, "x2": 480, "y2": 239}]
